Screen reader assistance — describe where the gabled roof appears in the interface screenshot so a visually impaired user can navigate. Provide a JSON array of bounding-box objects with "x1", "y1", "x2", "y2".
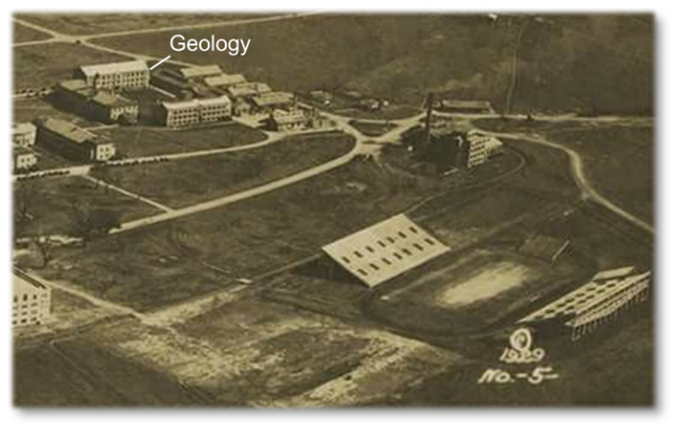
[
  {"x1": 204, "y1": 74, "x2": 246, "y2": 88},
  {"x1": 179, "y1": 65, "x2": 223, "y2": 79},
  {"x1": 252, "y1": 91, "x2": 294, "y2": 107},
  {"x1": 80, "y1": 60, "x2": 148, "y2": 77},
  {"x1": 322, "y1": 214, "x2": 450, "y2": 287}
]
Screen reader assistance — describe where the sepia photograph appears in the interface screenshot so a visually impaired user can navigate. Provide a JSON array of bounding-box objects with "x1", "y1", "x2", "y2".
[{"x1": 10, "y1": 11, "x2": 654, "y2": 407}]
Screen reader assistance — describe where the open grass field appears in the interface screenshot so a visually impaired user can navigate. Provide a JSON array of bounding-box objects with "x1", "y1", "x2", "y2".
[
  {"x1": 93, "y1": 132, "x2": 355, "y2": 208},
  {"x1": 13, "y1": 22, "x2": 52, "y2": 43},
  {"x1": 13, "y1": 42, "x2": 131, "y2": 92},
  {"x1": 13, "y1": 97, "x2": 94, "y2": 125},
  {"x1": 547, "y1": 125, "x2": 654, "y2": 225},
  {"x1": 14, "y1": 176, "x2": 162, "y2": 239},
  {"x1": 92, "y1": 14, "x2": 651, "y2": 114},
  {"x1": 35, "y1": 138, "x2": 551, "y2": 311},
  {"x1": 348, "y1": 120, "x2": 399, "y2": 137},
  {"x1": 99, "y1": 123, "x2": 267, "y2": 158},
  {"x1": 14, "y1": 328, "x2": 203, "y2": 406},
  {"x1": 394, "y1": 309, "x2": 653, "y2": 406},
  {"x1": 15, "y1": 13, "x2": 273, "y2": 36}
]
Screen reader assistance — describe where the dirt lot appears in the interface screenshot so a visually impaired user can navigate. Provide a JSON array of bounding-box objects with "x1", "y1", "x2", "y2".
[
  {"x1": 14, "y1": 176, "x2": 161, "y2": 239},
  {"x1": 547, "y1": 125, "x2": 654, "y2": 225},
  {"x1": 15, "y1": 13, "x2": 273, "y2": 35},
  {"x1": 93, "y1": 132, "x2": 355, "y2": 208},
  {"x1": 99, "y1": 123, "x2": 267, "y2": 158},
  {"x1": 13, "y1": 22, "x2": 51, "y2": 43},
  {"x1": 14, "y1": 42, "x2": 131, "y2": 92}
]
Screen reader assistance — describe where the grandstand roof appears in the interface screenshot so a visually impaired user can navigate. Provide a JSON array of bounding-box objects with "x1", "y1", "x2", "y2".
[
  {"x1": 322, "y1": 214, "x2": 450, "y2": 287},
  {"x1": 519, "y1": 267, "x2": 651, "y2": 325}
]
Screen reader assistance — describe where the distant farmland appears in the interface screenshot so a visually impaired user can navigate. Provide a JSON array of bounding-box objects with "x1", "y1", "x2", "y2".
[{"x1": 92, "y1": 14, "x2": 653, "y2": 114}]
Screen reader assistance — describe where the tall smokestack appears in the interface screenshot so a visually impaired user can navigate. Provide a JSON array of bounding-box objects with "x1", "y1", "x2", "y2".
[{"x1": 424, "y1": 92, "x2": 434, "y2": 150}]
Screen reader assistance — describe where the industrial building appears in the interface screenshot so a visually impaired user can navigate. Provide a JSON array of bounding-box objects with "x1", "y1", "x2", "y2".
[
  {"x1": 252, "y1": 91, "x2": 295, "y2": 112},
  {"x1": 12, "y1": 123, "x2": 37, "y2": 147},
  {"x1": 77, "y1": 60, "x2": 150, "y2": 90},
  {"x1": 159, "y1": 95, "x2": 232, "y2": 128},
  {"x1": 13, "y1": 269, "x2": 51, "y2": 327},
  {"x1": 35, "y1": 118, "x2": 116, "y2": 162},
  {"x1": 203, "y1": 73, "x2": 247, "y2": 89},
  {"x1": 227, "y1": 82, "x2": 272, "y2": 100},
  {"x1": 519, "y1": 267, "x2": 652, "y2": 341},
  {"x1": 13, "y1": 147, "x2": 38, "y2": 171},
  {"x1": 322, "y1": 214, "x2": 450, "y2": 288},
  {"x1": 435, "y1": 99, "x2": 495, "y2": 114},
  {"x1": 179, "y1": 64, "x2": 223, "y2": 80}
]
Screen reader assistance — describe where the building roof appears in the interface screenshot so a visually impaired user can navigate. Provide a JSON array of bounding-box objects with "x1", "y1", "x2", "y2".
[
  {"x1": 519, "y1": 267, "x2": 651, "y2": 325},
  {"x1": 272, "y1": 109, "x2": 307, "y2": 124},
  {"x1": 12, "y1": 122, "x2": 36, "y2": 136},
  {"x1": 227, "y1": 82, "x2": 272, "y2": 98},
  {"x1": 161, "y1": 95, "x2": 231, "y2": 110},
  {"x1": 37, "y1": 118, "x2": 94, "y2": 143},
  {"x1": 13, "y1": 268, "x2": 47, "y2": 293},
  {"x1": 80, "y1": 60, "x2": 148, "y2": 78},
  {"x1": 322, "y1": 214, "x2": 450, "y2": 288},
  {"x1": 14, "y1": 146, "x2": 35, "y2": 156},
  {"x1": 439, "y1": 99, "x2": 493, "y2": 109},
  {"x1": 252, "y1": 91, "x2": 295, "y2": 108},
  {"x1": 204, "y1": 74, "x2": 246, "y2": 88},
  {"x1": 179, "y1": 65, "x2": 223, "y2": 79},
  {"x1": 58, "y1": 79, "x2": 90, "y2": 92},
  {"x1": 90, "y1": 91, "x2": 136, "y2": 108}
]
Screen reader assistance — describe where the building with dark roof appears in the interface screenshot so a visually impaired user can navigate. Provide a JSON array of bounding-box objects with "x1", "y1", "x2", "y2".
[{"x1": 35, "y1": 118, "x2": 116, "y2": 162}]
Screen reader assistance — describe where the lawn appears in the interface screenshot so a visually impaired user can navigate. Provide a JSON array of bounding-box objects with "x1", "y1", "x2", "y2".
[
  {"x1": 14, "y1": 176, "x2": 162, "y2": 239},
  {"x1": 13, "y1": 22, "x2": 52, "y2": 43},
  {"x1": 99, "y1": 123, "x2": 267, "y2": 159},
  {"x1": 33, "y1": 14, "x2": 649, "y2": 115},
  {"x1": 14, "y1": 332, "x2": 202, "y2": 406},
  {"x1": 13, "y1": 42, "x2": 132, "y2": 92},
  {"x1": 349, "y1": 120, "x2": 399, "y2": 137},
  {"x1": 13, "y1": 97, "x2": 95, "y2": 125},
  {"x1": 15, "y1": 13, "x2": 274, "y2": 36},
  {"x1": 546, "y1": 126, "x2": 654, "y2": 225},
  {"x1": 93, "y1": 131, "x2": 355, "y2": 208}
]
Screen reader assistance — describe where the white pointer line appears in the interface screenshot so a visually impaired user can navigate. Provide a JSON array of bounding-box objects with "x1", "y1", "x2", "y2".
[{"x1": 149, "y1": 55, "x2": 172, "y2": 70}]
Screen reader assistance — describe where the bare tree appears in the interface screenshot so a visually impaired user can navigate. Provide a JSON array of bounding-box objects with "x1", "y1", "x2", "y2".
[{"x1": 33, "y1": 233, "x2": 56, "y2": 268}]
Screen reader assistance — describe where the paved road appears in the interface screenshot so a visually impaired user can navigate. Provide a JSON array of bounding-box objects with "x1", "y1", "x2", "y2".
[
  {"x1": 13, "y1": 12, "x2": 323, "y2": 46},
  {"x1": 487, "y1": 130, "x2": 654, "y2": 235}
]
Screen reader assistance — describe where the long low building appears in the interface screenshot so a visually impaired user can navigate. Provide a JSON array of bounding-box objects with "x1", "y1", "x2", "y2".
[
  {"x1": 159, "y1": 95, "x2": 232, "y2": 128},
  {"x1": 35, "y1": 117, "x2": 116, "y2": 162},
  {"x1": 77, "y1": 60, "x2": 150, "y2": 90},
  {"x1": 519, "y1": 266, "x2": 652, "y2": 341},
  {"x1": 322, "y1": 214, "x2": 450, "y2": 288}
]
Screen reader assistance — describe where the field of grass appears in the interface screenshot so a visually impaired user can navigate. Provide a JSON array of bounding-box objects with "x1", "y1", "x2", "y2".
[
  {"x1": 395, "y1": 310, "x2": 653, "y2": 406},
  {"x1": 14, "y1": 329, "x2": 203, "y2": 406},
  {"x1": 13, "y1": 97, "x2": 95, "y2": 125},
  {"x1": 547, "y1": 125, "x2": 654, "y2": 225},
  {"x1": 14, "y1": 42, "x2": 131, "y2": 92},
  {"x1": 14, "y1": 176, "x2": 161, "y2": 239},
  {"x1": 93, "y1": 14, "x2": 651, "y2": 114},
  {"x1": 15, "y1": 13, "x2": 273, "y2": 35},
  {"x1": 349, "y1": 120, "x2": 398, "y2": 137},
  {"x1": 93, "y1": 132, "x2": 355, "y2": 208},
  {"x1": 99, "y1": 123, "x2": 268, "y2": 158},
  {"x1": 13, "y1": 22, "x2": 52, "y2": 43}
]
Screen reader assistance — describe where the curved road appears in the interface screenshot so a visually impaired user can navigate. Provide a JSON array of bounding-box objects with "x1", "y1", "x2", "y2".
[{"x1": 488, "y1": 130, "x2": 654, "y2": 235}]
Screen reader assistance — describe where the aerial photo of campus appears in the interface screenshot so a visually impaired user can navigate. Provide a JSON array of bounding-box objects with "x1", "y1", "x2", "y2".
[{"x1": 11, "y1": 12, "x2": 653, "y2": 406}]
